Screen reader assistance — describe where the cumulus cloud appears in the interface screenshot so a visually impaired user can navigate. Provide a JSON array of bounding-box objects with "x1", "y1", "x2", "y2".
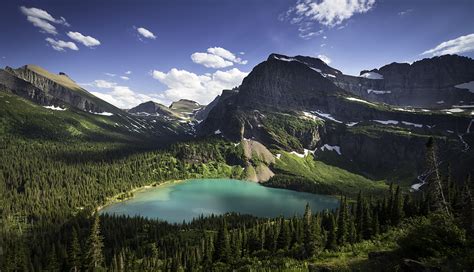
[
  {"x1": 422, "y1": 33, "x2": 474, "y2": 56},
  {"x1": 191, "y1": 47, "x2": 248, "y2": 68},
  {"x1": 125, "y1": 71, "x2": 132, "y2": 75},
  {"x1": 67, "y1": 31, "x2": 101, "y2": 47},
  {"x1": 317, "y1": 54, "x2": 331, "y2": 64},
  {"x1": 137, "y1": 27, "x2": 156, "y2": 40},
  {"x1": 191, "y1": 52, "x2": 234, "y2": 69},
  {"x1": 120, "y1": 76, "x2": 130, "y2": 80},
  {"x1": 20, "y1": 6, "x2": 69, "y2": 34},
  {"x1": 45, "y1": 38, "x2": 78, "y2": 51},
  {"x1": 282, "y1": 0, "x2": 375, "y2": 39},
  {"x1": 87, "y1": 79, "x2": 157, "y2": 109},
  {"x1": 151, "y1": 68, "x2": 248, "y2": 104}
]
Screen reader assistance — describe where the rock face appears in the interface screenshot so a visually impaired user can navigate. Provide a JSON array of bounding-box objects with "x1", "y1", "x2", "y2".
[
  {"x1": 3, "y1": 65, "x2": 119, "y2": 114},
  {"x1": 236, "y1": 54, "x2": 346, "y2": 111},
  {"x1": 128, "y1": 101, "x2": 179, "y2": 118},
  {"x1": 0, "y1": 69, "x2": 58, "y2": 106},
  {"x1": 199, "y1": 53, "x2": 474, "y2": 182},
  {"x1": 332, "y1": 55, "x2": 474, "y2": 107}
]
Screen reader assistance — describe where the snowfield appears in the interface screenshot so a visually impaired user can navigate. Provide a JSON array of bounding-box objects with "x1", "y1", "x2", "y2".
[
  {"x1": 360, "y1": 72, "x2": 383, "y2": 80},
  {"x1": 345, "y1": 97, "x2": 377, "y2": 106},
  {"x1": 91, "y1": 111, "x2": 113, "y2": 116},
  {"x1": 367, "y1": 89, "x2": 391, "y2": 95},
  {"x1": 320, "y1": 144, "x2": 341, "y2": 155},
  {"x1": 311, "y1": 111, "x2": 343, "y2": 123},
  {"x1": 44, "y1": 105, "x2": 66, "y2": 111}
]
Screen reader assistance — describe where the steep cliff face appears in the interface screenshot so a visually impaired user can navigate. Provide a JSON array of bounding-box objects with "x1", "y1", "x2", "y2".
[
  {"x1": 5, "y1": 65, "x2": 118, "y2": 114},
  {"x1": 0, "y1": 69, "x2": 59, "y2": 106},
  {"x1": 236, "y1": 54, "x2": 345, "y2": 111},
  {"x1": 199, "y1": 53, "x2": 474, "y2": 183},
  {"x1": 331, "y1": 55, "x2": 474, "y2": 107}
]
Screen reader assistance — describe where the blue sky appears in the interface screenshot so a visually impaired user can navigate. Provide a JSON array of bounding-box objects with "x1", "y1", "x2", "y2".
[{"x1": 1, "y1": 0, "x2": 473, "y2": 108}]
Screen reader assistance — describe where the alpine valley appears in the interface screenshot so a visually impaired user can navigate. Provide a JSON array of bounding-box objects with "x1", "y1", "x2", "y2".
[{"x1": 2, "y1": 49, "x2": 474, "y2": 271}]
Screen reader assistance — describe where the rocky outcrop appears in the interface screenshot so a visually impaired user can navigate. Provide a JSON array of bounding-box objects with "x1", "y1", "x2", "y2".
[
  {"x1": 199, "y1": 53, "x2": 474, "y2": 183},
  {"x1": 241, "y1": 139, "x2": 275, "y2": 182},
  {"x1": 4, "y1": 65, "x2": 118, "y2": 114},
  {"x1": 235, "y1": 54, "x2": 346, "y2": 111},
  {"x1": 0, "y1": 69, "x2": 60, "y2": 106},
  {"x1": 195, "y1": 95, "x2": 220, "y2": 121},
  {"x1": 128, "y1": 101, "x2": 179, "y2": 118},
  {"x1": 332, "y1": 55, "x2": 474, "y2": 107}
]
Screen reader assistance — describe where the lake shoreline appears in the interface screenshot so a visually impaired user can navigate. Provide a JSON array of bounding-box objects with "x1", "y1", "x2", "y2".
[
  {"x1": 96, "y1": 179, "x2": 186, "y2": 212},
  {"x1": 99, "y1": 178, "x2": 341, "y2": 223}
]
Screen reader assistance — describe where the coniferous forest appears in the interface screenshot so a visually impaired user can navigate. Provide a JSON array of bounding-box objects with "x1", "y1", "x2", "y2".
[{"x1": 1, "y1": 130, "x2": 474, "y2": 271}]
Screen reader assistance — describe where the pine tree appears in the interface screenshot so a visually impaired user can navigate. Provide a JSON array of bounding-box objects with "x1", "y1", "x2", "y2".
[
  {"x1": 277, "y1": 218, "x2": 291, "y2": 250},
  {"x1": 213, "y1": 218, "x2": 231, "y2": 263},
  {"x1": 425, "y1": 137, "x2": 450, "y2": 215},
  {"x1": 362, "y1": 202, "x2": 372, "y2": 239},
  {"x1": 69, "y1": 228, "x2": 82, "y2": 272},
  {"x1": 326, "y1": 213, "x2": 337, "y2": 250},
  {"x1": 355, "y1": 191, "x2": 364, "y2": 242},
  {"x1": 86, "y1": 213, "x2": 105, "y2": 271},
  {"x1": 336, "y1": 197, "x2": 348, "y2": 245},
  {"x1": 46, "y1": 245, "x2": 60, "y2": 272},
  {"x1": 303, "y1": 203, "x2": 316, "y2": 258},
  {"x1": 391, "y1": 186, "x2": 403, "y2": 225}
]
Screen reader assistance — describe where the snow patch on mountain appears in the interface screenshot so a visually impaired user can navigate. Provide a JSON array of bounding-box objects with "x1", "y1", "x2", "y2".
[
  {"x1": 311, "y1": 111, "x2": 342, "y2": 123},
  {"x1": 320, "y1": 144, "x2": 341, "y2": 155},
  {"x1": 367, "y1": 89, "x2": 391, "y2": 95},
  {"x1": 91, "y1": 111, "x2": 113, "y2": 116},
  {"x1": 44, "y1": 105, "x2": 66, "y2": 111},
  {"x1": 345, "y1": 97, "x2": 377, "y2": 106},
  {"x1": 360, "y1": 72, "x2": 383, "y2": 80},
  {"x1": 373, "y1": 120, "x2": 399, "y2": 125}
]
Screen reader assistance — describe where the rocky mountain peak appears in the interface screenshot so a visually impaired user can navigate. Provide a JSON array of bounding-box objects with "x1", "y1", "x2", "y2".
[{"x1": 234, "y1": 53, "x2": 346, "y2": 110}]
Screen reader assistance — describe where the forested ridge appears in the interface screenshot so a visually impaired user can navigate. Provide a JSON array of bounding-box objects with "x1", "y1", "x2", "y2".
[{"x1": 1, "y1": 127, "x2": 474, "y2": 271}]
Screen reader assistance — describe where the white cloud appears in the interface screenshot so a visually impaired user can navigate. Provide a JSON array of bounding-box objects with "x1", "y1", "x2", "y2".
[
  {"x1": 125, "y1": 71, "x2": 132, "y2": 75},
  {"x1": 422, "y1": 33, "x2": 474, "y2": 56},
  {"x1": 191, "y1": 47, "x2": 248, "y2": 68},
  {"x1": 282, "y1": 0, "x2": 375, "y2": 39},
  {"x1": 45, "y1": 38, "x2": 78, "y2": 51},
  {"x1": 317, "y1": 54, "x2": 331, "y2": 64},
  {"x1": 20, "y1": 6, "x2": 69, "y2": 34},
  {"x1": 151, "y1": 67, "x2": 248, "y2": 104},
  {"x1": 120, "y1": 76, "x2": 130, "y2": 80},
  {"x1": 88, "y1": 79, "x2": 158, "y2": 109},
  {"x1": 207, "y1": 47, "x2": 247, "y2": 64},
  {"x1": 26, "y1": 16, "x2": 57, "y2": 34},
  {"x1": 67, "y1": 31, "x2": 101, "y2": 47},
  {"x1": 104, "y1": 73, "x2": 116, "y2": 77},
  {"x1": 137, "y1": 27, "x2": 156, "y2": 39},
  {"x1": 191, "y1": 52, "x2": 234, "y2": 69}
]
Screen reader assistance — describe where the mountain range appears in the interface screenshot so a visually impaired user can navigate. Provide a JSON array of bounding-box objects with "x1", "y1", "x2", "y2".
[{"x1": 1, "y1": 53, "x2": 473, "y2": 185}]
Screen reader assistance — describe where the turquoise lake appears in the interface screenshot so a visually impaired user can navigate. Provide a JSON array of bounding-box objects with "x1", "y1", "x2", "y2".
[{"x1": 100, "y1": 179, "x2": 340, "y2": 223}]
